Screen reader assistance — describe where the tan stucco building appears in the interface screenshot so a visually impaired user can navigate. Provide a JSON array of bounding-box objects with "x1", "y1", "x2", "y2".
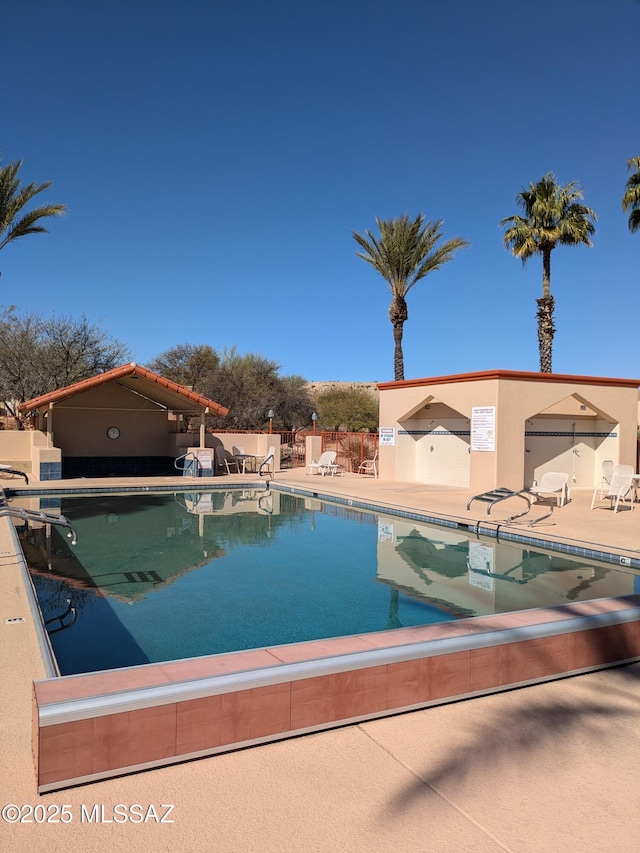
[
  {"x1": 376, "y1": 370, "x2": 640, "y2": 493},
  {"x1": 9, "y1": 362, "x2": 229, "y2": 479}
]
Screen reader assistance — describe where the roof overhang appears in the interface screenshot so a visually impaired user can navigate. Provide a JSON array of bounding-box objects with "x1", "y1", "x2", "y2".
[
  {"x1": 377, "y1": 369, "x2": 640, "y2": 392},
  {"x1": 18, "y1": 362, "x2": 229, "y2": 417}
]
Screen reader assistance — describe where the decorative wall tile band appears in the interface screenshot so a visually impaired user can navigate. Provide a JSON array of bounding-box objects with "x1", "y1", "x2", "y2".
[
  {"x1": 398, "y1": 430, "x2": 616, "y2": 438},
  {"x1": 399, "y1": 430, "x2": 470, "y2": 436},
  {"x1": 524, "y1": 431, "x2": 616, "y2": 438}
]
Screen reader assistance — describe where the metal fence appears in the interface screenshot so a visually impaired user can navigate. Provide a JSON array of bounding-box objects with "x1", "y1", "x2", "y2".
[
  {"x1": 211, "y1": 429, "x2": 378, "y2": 472},
  {"x1": 319, "y1": 431, "x2": 378, "y2": 473}
]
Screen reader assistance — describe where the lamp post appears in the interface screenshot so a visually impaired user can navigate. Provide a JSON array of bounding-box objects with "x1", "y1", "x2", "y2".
[
  {"x1": 268, "y1": 409, "x2": 274, "y2": 434},
  {"x1": 311, "y1": 412, "x2": 317, "y2": 434}
]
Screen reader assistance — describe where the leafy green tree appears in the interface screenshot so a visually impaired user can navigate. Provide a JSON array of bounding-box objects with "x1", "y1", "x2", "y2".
[
  {"x1": 353, "y1": 214, "x2": 469, "y2": 380},
  {"x1": 500, "y1": 173, "x2": 596, "y2": 373},
  {"x1": 206, "y1": 349, "x2": 283, "y2": 430},
  {"x1": 0, "y1": 308, "x2": 130, "y2": 414},
  {"x1": 273, "y1": 375, "x2": 315, "y2": 430},
  {"x1": 0, "y1": 154, "x2": 66, "y2": 272},
  {"x1": 315, "y1": 386, "x2": 379, "y2": 432},
  {"x1": 622, "y1": 156, "x2": 640, "y2": 233},
  {"x1": 147, "y1": 343, "x2": 219, "y2": 391}
]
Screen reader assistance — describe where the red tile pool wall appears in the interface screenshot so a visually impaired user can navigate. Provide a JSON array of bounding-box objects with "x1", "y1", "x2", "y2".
[{"x1": 34, "y1": 598, "x2": 640, "y2": 792}]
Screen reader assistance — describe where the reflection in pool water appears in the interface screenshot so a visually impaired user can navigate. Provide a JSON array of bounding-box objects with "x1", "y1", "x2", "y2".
[{"x1": 18, "y1": 489, "x2": 638, "y2": 675}]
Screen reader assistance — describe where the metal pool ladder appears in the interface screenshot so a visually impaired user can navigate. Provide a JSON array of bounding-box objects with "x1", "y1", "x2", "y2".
[{"x1": 467, "y1": 487, "x2": 532, "y2": 521}]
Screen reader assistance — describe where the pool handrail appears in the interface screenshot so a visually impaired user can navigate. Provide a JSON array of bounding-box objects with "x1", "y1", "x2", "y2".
[
  {"x1": 0, "y1": 504, "x2": 78, "y2": 545},
  {"x1": 174, "y1": 451, "x2": 200, "y2": 477}
]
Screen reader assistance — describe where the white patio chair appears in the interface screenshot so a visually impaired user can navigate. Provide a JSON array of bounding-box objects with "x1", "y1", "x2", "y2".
[
  {"x1": 590, "y1": 464, "x2": 635, "y2": 513},
  {"x1": 527, "y1": 472, "x2": 570, "y2": 507},
  {"x1": 305, "y1": 450, "x2": 337, "y2": 476},
  {"x1": 358, "y1": 450, "x2": 378, "y2": 478},
  {"x1": 593, "y1": 459, "x2": 614, "y2": 500}
]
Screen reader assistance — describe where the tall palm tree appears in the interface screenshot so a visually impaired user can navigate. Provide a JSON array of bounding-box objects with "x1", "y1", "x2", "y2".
[
  {"x1": 500, "y1": 173, "x2": 596, "y2": 373},
  {"x1": 353, "y1": 214, "x2": 469, "y2": 381},
  {"x1": 622, "y1": 155, "x2": 640, "y2": 233},
  {"x1": 0, "y1": 155, "x2": 66, "y2": 272}
]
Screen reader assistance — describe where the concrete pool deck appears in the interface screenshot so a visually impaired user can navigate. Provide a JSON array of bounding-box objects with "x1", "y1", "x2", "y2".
[{"x1": 1, "y1": 470, "x2": 639, "y2": 851}]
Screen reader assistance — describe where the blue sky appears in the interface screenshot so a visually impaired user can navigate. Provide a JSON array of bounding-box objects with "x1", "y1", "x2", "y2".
[{"x1": 2, "y1": 0, "x2": 638, "y2": 383}]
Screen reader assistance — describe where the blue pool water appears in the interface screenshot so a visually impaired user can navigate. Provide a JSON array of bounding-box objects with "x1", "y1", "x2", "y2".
[{"x1": 19, "y1": 489, "x2": 638, "y2": 676}]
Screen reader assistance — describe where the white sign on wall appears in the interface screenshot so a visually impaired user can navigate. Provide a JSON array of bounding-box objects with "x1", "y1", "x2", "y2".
[
  {"x1": 471, "y1": 406, "x2": 496, "y2": 452},
  {"x1": 467, "y1": 541, "x2": 495, "y2": 591},
  {"x1": 196, "y1": 449, "x2": 213, "y2": 468},
  {"x1": 379, "y1": 427, "x2": 395, "y2": 446},
  {"x1": 378, "y1": 521, "x2": 395, "y2": 543}
]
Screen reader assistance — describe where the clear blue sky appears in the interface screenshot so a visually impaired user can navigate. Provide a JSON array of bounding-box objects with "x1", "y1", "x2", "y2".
[{"x1": 3, "y1": 0, "x2": 638, "y2": 383}]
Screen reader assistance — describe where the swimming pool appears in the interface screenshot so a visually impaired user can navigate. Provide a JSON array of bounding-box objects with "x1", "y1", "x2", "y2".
[{"x1": 20, "y1": 488, "x2": 639, "y2": 676}]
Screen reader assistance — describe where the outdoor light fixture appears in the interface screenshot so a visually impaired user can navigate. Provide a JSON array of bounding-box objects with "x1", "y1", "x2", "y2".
[
  {"x1": 268, "y1": 409, "x2": 274, "y2": 434},
  {"x1": 312, "y1": 412, "x2": 317, "y2": 434}
]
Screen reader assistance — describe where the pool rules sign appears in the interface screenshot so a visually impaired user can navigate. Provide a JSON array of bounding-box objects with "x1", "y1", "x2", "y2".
[{"x1": 471, "y1": 406, "x2": 495, "y2": 452}]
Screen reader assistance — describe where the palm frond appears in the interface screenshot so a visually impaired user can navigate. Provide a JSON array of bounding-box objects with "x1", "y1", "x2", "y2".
[
  {"x1": 622, "y1": 155, "x2": 640, "y2": 231},
  {"x1": 0, "y1": 153, "x2": 66, "y2": 256},
  {"x1": 501, "y1": 172, "x2": 596, "y2": 258}
]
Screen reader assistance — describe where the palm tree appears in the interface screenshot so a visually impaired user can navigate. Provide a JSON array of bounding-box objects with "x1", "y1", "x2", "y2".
[
  {"x1": 0, "y1": 154, "x2": 66, "y2": 273},
  {"x1": 353, "y1": 214, "x2": 469, "y2": 381},
  {"x1": 622, "y1": 156, "x2": 640, "y2": 233},
  {"x1": 500, "y1": 173, "x2": 596, "y2": 373}
]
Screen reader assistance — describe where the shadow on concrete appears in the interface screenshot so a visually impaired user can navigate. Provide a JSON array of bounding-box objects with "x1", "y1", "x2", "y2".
[{"x1": 381, "y1": 606, "x2": 640, "y2": 817}]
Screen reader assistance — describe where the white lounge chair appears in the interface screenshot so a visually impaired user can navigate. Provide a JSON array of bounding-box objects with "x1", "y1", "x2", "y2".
[
  {"x1": 306, "y1": 450, "x2": 337, "y2": 476},
  {"x1": 590, "y1": 464, "x2": 635, "y2": 513},
  {"x1": 358, "y1": 450, "x2": 378, "y2": 478},
  {"x1": 527, "y1": 472, "x2": 570, "y2": 507}
]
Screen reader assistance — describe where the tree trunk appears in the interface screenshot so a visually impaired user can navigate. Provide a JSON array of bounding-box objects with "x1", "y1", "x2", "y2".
[
  {"x1": 392, "y1": 322, "x2": 405, "y2": 381},
  {"x1": 536, "y1": 294, "x2": 555, "y2": 373},
  {"x1": 389, "y1": 296, "x2": 408, "y2": 381},
  {"x1": 542, "y1": 247, "x2": 552, "y2": 299},
  {"x1": 385, "y1": 588, "x2": 402, "y2": 629}
]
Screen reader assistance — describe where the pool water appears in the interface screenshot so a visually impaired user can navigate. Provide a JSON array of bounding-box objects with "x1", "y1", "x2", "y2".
[{"x1": 19, "y1": 489, "x2": 639, "y2": 676}]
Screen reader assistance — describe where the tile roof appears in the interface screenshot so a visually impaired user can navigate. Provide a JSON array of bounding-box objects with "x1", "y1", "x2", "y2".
[{"x1": 18, "y1": 362, "x2": 229, "y2": 416}]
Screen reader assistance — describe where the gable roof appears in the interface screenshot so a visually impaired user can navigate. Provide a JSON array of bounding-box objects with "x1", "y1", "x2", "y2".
[{"x1": 18, "y1": 362, "x2": 229, "y2": 417}]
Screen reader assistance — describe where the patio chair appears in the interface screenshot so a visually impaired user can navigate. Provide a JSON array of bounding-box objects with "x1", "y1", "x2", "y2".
[
  {"x1": 214, "y1": 446, "x2": 240, "y2": 475},
  {"x1": 526, "y1": 472, "x2": 570, "y2": 507},
  {"x1": 232, "y1": 445, "x2": 252, "y2": 473},
  {"x1": 590, "y1": 464, "x2": 635, "y2": 513},
  {"x1": 358, "y1": 450, "x2": 378, "y2": 478},
  {"x1": 305, "y1": 450, "x2": 337, "y2": 476},
  {"x1": 0, "y1": 464, "x2": 28, "y2": 484},
  {"x1": 593, "y1": 460, "x2": 615, "y2": 500}
]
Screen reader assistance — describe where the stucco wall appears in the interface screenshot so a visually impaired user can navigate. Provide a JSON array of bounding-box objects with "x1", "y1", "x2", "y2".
[
  {"x1": 49, "y1": 383, "x2": 175, "y2": 457},
  {"x1": 378, "y1": 372, "x2": 639, "y2": 492}
]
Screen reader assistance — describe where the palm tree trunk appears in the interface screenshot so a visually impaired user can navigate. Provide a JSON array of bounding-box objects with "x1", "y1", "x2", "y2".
[
  {"x1": 537, "y1": 247, "x2": 555, "y2": 372},
  {"x1": 385, "y1": 587, "x2": 402, "y2": 629},
  {"x1": 389, "y1": 296, "x2": 408, "y2": 381},
  {"x1": 536, "y1": 294, "x2": 555, "y2": 373},
  {"x1": 542, "y1": 247, "x2": 552, "y2": 299},
  {"x1": 392, "y1": 321, "x2": 405, "y2": 381}
]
